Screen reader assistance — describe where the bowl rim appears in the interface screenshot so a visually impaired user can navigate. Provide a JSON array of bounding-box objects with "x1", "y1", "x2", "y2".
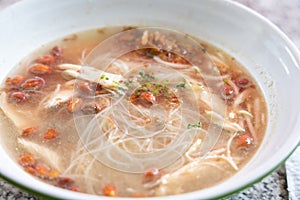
[
  {"x1": 1, "y1": 146, "x2": 299, "y2": 200},
  {"x1": 0, "y1": 0, "x2": 300, "y2": 199}
]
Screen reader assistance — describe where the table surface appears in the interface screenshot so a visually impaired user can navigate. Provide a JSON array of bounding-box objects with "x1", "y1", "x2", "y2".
[{"x1": 0, "y1": 0, "x2": 299, "y2": 199}]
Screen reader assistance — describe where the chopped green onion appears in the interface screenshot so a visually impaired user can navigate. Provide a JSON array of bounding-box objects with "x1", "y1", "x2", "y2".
[
  {"x1": 153, "y1": 90, "x2": 159, "y2": 95},
  {"x1": 124, "y1": 81, "x2": 132, "y2": 88},
  {"x1": 117, "y1": 86, "x2": 126, "y2": 91},
  {"x1": 187, "y1": 121, "x2": 202, "y2": 129},
  {"x1": 113, "y1": 81, "x2": 120, "y2": 85},
  {"x1": 175, "y1": 83, "x2": 186, "y2": 88},
  {"x1": 139, "y1": 70, "x2": 155, "y2": 82},
  {"x1": 163, "y1": 80, "x2": 170, "y2": 85},
  {"x1": 139, "y1": 70, "x2": 146, "y2": 77}
]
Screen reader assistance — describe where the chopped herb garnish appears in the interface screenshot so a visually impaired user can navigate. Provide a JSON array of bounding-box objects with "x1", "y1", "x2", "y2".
[
  {"x1": 155, "y1": 84, "x2": 161, "y2": 89},
  {"x1": 139, "y1": 70, "x2": 155, "y2": 82},
  {"x1": 139, "y1": 70, "x2": 146, "y2": 77},
  {"x1": 187, "y1": 121, "x2": 202, "y2": 129},
  {"x1": 163, "y1": 80, "x2": 170, "y2": 85},
  {"x1": 124, "y1": 80, "x2": 132, "y2": 88},
  {"x1": 223, "y1": 79, "x2": 229, "y2": 84},
  {"x1": 105, "y1": 77, "x2": 109, "y2": 80},
  {"x1": 117, "y1": 86, "x2": 126, "y2": 91},
  {"x1": 138, "y1": 86, "x2": 147, "y2": 91},
  {"x1": 113, "y1": 81, "x2": 120, "y2": 85},
  {"x1": 175, "y1": 83, "x2": 186, "y2": 88},
  {"x1": 153, "y1": 90, "x2": 159, "y2": 95},
  {"x1": 100, "y1": 74, "x2": 105, "y2": 79}
]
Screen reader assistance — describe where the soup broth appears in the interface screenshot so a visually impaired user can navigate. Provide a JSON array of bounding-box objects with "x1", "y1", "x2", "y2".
[{"x1": 0, "y1": 26, "x2": 267, "y2": 197}]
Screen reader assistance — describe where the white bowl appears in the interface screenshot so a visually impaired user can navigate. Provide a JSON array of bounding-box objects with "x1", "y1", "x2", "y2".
[{"x1": 1, "y1": 0, "x2": 300, "y2": 199}]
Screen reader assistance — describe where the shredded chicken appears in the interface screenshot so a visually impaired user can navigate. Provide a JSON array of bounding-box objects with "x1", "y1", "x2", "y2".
[
  {"x1": 0, "y1": 92, "x2": 37, "y2": 130},
  {"x1": 153, "y1": 158, "x2": 235, "y2": 196},
  {"x1": 58, "y1": 63, "x2": 125, "y2": 90},
  {"x1": 205, "y1": 110, "x2": 245, "y2": 132},
  {"x1": 42, "y1": 84, "x2": 73, "y2": 109},
  {"x1": 18, "y1": 138, "x2": 62, "y2": 171}
]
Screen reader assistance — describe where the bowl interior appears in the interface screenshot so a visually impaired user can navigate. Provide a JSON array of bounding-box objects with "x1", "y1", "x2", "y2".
[{"x1": 0, "y1": 0, "x2": 300, "y2": 199}]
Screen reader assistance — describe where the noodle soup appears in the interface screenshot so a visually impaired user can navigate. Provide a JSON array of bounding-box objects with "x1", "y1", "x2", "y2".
[{"x1": 0, "y1": 27, "x2": 267, "y2": 197}]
